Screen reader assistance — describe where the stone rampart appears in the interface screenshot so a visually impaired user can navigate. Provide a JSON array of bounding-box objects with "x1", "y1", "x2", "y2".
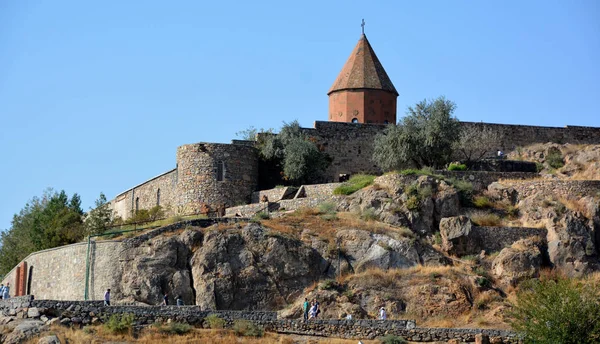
[
  {"x1": 225, "y1": 197, "x2": 346, "y2": 217},
  {"x1": 509, "y1": 180, "x2": 600, "y2": 200},
  {"x1": 110, "y1": 169, "x2": 178, "y2": 220},
  {"x1": 0, "y1": 298, "x2": 520, "y2": 343}
]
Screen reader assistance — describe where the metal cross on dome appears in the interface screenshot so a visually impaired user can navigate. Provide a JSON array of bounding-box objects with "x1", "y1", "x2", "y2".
[{"x1": 361, "y1": 19, "x2": 365, "y2": 34}]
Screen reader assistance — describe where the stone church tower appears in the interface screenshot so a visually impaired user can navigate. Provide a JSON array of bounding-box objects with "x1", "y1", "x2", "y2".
[{"x1": 328, "y1": 34, "x2": 398, "y2": 124}]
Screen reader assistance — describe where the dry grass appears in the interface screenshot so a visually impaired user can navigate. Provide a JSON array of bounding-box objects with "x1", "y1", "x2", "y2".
[
  {"x1": 558, "y1": 197, "x2": 593, "y2": 218},
  {"x1": 28, "y1": 326, "x2": 382, "y2": 344},
  {"x1": 261, "y1": 208, "x2": 413, "y2": 245},
  {"x1": 469, "y1": 212, "x2": 503, "y2": 226}
]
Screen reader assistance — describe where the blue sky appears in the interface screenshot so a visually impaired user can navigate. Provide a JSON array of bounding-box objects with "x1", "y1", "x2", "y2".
[{"x1": 1, "y1": 0, "x2": 599, "y2": 230}]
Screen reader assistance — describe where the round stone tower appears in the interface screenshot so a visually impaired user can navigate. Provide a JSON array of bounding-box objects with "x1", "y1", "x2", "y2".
[
  {"x1": 328, "y1": 34, "x2": 398, "y2": 124},
  {"x1": 176, "y1": 142, "x2": 258, "y2": 215}
]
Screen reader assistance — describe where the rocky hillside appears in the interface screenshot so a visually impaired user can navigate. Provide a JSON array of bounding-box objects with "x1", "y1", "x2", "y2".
[{"x1": 101, "y1": 167, "x2": 599, "y2": 330}]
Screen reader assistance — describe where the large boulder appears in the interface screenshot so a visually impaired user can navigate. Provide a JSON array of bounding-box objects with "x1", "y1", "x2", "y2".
[
  {"x1": 118, "y1": 229, "x2": 201, "y2": 305},
  {"x1": 434, "y1": 181, "x2": 461, "y2": 223},
  {"x1": 190, "y1": 223, "x2": 325, "y2": 310},
  {"x1": 492, "y1": 238, "x2": 542, "y2": 286},
  {"x1": 546, "y1": 213, "x2": 599, "y2": 276},
  {"x1": 440, "y1": 216, "x2": 473, "y2": 256}
]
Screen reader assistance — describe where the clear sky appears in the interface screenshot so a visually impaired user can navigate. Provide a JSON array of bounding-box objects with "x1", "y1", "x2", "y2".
[{"x1": 1, "y1": 0, "x2": 599, "y2": 230}]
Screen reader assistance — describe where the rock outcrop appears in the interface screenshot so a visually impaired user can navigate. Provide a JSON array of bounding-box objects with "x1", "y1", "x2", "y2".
[
  {"x1": 492, "y1": 238, "x2": 542, "y2": 286},
  {"x1": 440, "y1": 216, "x2": 473, "y2": 256}
]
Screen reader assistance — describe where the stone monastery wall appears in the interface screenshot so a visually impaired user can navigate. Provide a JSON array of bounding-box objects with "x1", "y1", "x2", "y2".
[
  {"x1": 111, "y1": 169, "x2": 178, "y2": 220},
  {"x1": 305, "y1": 121, "x2": 600, "y2": 182}
]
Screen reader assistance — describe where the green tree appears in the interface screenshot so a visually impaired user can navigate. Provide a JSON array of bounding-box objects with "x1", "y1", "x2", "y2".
[
  {"x1": 0, "y1": 189, "x2": 85, "y2": 274},
  {"x1": 260, "y1": 120, "x2": 329, "y2": 184},
  {"x1": 373, "y1": 97, "x2": 461, "y2": 170},
  {"x1": 84, "y1": 192, "x2": 113, "y2": 235},
  {"x1": 508, "y1": 276, "x2": 600, "y2": 344}
]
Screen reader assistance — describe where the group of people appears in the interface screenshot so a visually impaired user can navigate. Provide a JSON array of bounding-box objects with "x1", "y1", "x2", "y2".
[
  {"x1": 302, "y1": 298, "x2": 387, "y2": 321},
  {"x1": 103, "y1": 289, "x2": 184, "y2": 306},
  {"x1": 0, "y1": 283, "x2": 9, "y2": 299},
  {"x1": 302, "y1": 298, "x2": 320, "y2": 320}
]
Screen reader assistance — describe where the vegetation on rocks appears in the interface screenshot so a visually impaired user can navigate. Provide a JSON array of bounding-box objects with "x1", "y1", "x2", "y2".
[{"x1": 334, "y1": 174, "x2": 376, "y2": 195}]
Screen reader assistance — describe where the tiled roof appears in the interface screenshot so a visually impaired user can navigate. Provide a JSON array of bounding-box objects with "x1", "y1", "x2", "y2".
[{"x1": 328, "y1": 34, "x2": 398, "y2": 96}]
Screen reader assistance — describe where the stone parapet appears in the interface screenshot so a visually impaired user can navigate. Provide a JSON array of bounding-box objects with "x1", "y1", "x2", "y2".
[{"x1": 510, "y1": 180, "x2": 600, "y2": 200}]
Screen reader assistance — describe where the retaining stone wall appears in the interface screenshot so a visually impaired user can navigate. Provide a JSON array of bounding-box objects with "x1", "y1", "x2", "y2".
[
  {"x1": 295, "y1": 183, "x2": 343, "y2": 198},
  {"x1": 472, "y1": 226, "x2": 547, "y2": 254},
  {"x1": 510, "y1": 180, "x2": 600, "y2": 200},
  {"x1": 251, "y1": 187, "x2": 297, "y2": 203},
  {"x1": 436, "y1": 171, "x2": 538, "y2": 191},
  {"x1": 0, "y1": 298, "x2": 520, "y2": 343}
]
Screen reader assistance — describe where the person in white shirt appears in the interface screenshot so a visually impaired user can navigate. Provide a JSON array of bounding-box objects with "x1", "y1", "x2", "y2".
[{"x1": 379, "y1": 307, "x2": 387, "y2": 320}]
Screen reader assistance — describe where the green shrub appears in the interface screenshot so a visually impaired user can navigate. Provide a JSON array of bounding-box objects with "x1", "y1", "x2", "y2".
[
  {"x1": 360, "y1": 207, "x2": 378, "y2": 221},
  {"x1": 508, "y1": 276, "x2": 600, "y2": 344},
  {"x1": 158, "y1": 322, "x2": 192, "y2": 335},
  {"x1": 535, "y1": 162, "x2": 544, "y2": 172},
  {"x1": 333, "y1": 174, "x2": 376, "y2": 195},
  {"x1": 233, "y1": 320, "x2": 264, "y2": 337},
  {"x1": 251, "y1": 211, "x2": 270, "y2": 222},
  {"x1": 318, "y1": 202, "x2": 337, "y2": 215},
  {"x1": 476, "y1": 276, "x2": 491, "y2": 288},
  {"x1": 473, "y1": 196, "x2": 492, "y2": 208},
  {"x1": 405, "y1": 196, "x2": 420, "y2": 211},
  {"x1": 104, "y1": 313, "x2": 135, "y2": 334},
  {"x1": 417, "y1": 185, "x2": 433, "y2": 199},
  {"x1": 546, "y1": 150, "x2": 565, "y2": 169},
  {"x1": 205, "y1": 314, "x2": 226, "y2": 329},
  {"x1": 506, "y1": 205, "x2": 519, "y2": 218},
  {"x1": 379, "y1": 334, "x2": 408, "y2": 344},
  {"x1": 448, "y1": 163, "x2": 467, "y2": 171},
  {"x1": 433, "y1": 231, "x2": 442, "y2": 245},
  {"x1": 320, "y1": 279, "x2": 339, "y2": 290},
  {"x1": 447, "y1": 178, "x2": 473, "y2": 206}
]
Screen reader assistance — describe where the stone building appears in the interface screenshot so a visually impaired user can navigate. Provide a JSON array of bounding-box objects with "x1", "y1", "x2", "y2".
[{"x1": 109, "y1": 33, "x2": 600, "y2": 220}]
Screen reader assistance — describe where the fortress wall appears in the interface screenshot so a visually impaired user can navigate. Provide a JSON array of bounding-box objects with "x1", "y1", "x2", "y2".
[
  {"x1": 305, "y1": 121, "x2": 600, "y2": 181},
  {"x1": 111, "y1": 169, "x2": 178, "y2": 220},
  {"x1": 251, "y1": 187, "x2": 297, "y2": 203},
  {"x1": 1, "y1": 241, "x2": 123, "y2": 301},
  {"x1": 176, "y1": 143, "x2": 258, "y2": 215}
]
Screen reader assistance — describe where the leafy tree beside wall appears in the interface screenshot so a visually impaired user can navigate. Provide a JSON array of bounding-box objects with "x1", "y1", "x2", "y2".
[
  {"x1": 0, "y1": 189, "x2": 85, "y2": 275},
  {"x1": 373, "y1": 97, "x2": 461, "y2": 170},
  {"x1": 259, "y1": 120, "x2": 330, "y2": 185},
  {"x1": 84, "y1": 192, "x2": 113, "y2": 235}
]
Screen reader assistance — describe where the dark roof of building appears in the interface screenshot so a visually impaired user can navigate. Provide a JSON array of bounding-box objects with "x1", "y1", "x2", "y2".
[{"x1": 328, "y1": 34, "x2": 398, "y2": 96}]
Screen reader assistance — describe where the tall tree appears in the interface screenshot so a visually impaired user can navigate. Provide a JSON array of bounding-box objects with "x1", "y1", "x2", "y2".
[
  {"x1": 373, "y1": 96, "x2": 461, "y2": 170},
  {"x1": 84, "y1": 192, "x2": 113, "y2": 236},
  {"x1": 260, "y1": 120, "x2": 329, "y2": 185},
  {"x1": 453, "y1": 126, "x2": 502, "y2": 162}
]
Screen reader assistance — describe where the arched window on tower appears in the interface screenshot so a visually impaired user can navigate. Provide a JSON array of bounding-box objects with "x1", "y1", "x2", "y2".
[
  {"x1": 351, "y1": 118, "x2": 359, "y2": 123},
  {"x1": 216, "y1": 161, "x2": 225, "y2": 181},
  {"x1": 156, "y1": 189, "x2": 161, "y2": 206},
  {"x1": 135, "y1": 197, "x2": 139, "y2": 213}
]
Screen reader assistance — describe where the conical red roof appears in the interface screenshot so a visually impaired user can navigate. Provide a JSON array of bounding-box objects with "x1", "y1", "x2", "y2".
[{"x1": 328, "y1": 34, "x2": 398, "y2": 96}]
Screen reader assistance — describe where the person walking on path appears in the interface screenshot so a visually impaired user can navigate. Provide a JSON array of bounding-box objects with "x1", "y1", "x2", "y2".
[
  {"x1": 162, "y1": 293, "x2": 169, "y2": 305},
  {"x1": 2, "y1": 283, "x2": 9, "y2": 299},
  {"x1": 104, "y1": 289, "x2": 110, "y2": 306},
  {"x1": 379, "y1": 307, "x2": 387, "y2": 320},
  {"x1": 308, "y1": 302, "x2": 318, "y2": 320},
  {"x1": 176, "y1": 295, "x2": 184, "y2": 306},
  {"x1": 302, "y1": 298, "x2": 310, "y2": 321}
]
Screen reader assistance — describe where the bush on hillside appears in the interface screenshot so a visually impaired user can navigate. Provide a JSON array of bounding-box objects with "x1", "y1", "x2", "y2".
[
  {"x1": 104, "y1": 313, "x2": 134, "y2": 334},
  {"x1": 546, "y1": 150, "x2": 565, "y2": 169},
  {"x1": 447, "y1": 162, "x2": 467, "y2": 171},
  {"x1": 205, "y1": 314, "x2": 226, "y2": 329},
  {"x1": 508, "y1": 275, "x2": 600, "y2": 344},
  {"x1": 233, "y1": 320, "x2": 264, "y2": 337},
  {"x1": 333, "y1": 174, "x2": 376, "y2": 195}
]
